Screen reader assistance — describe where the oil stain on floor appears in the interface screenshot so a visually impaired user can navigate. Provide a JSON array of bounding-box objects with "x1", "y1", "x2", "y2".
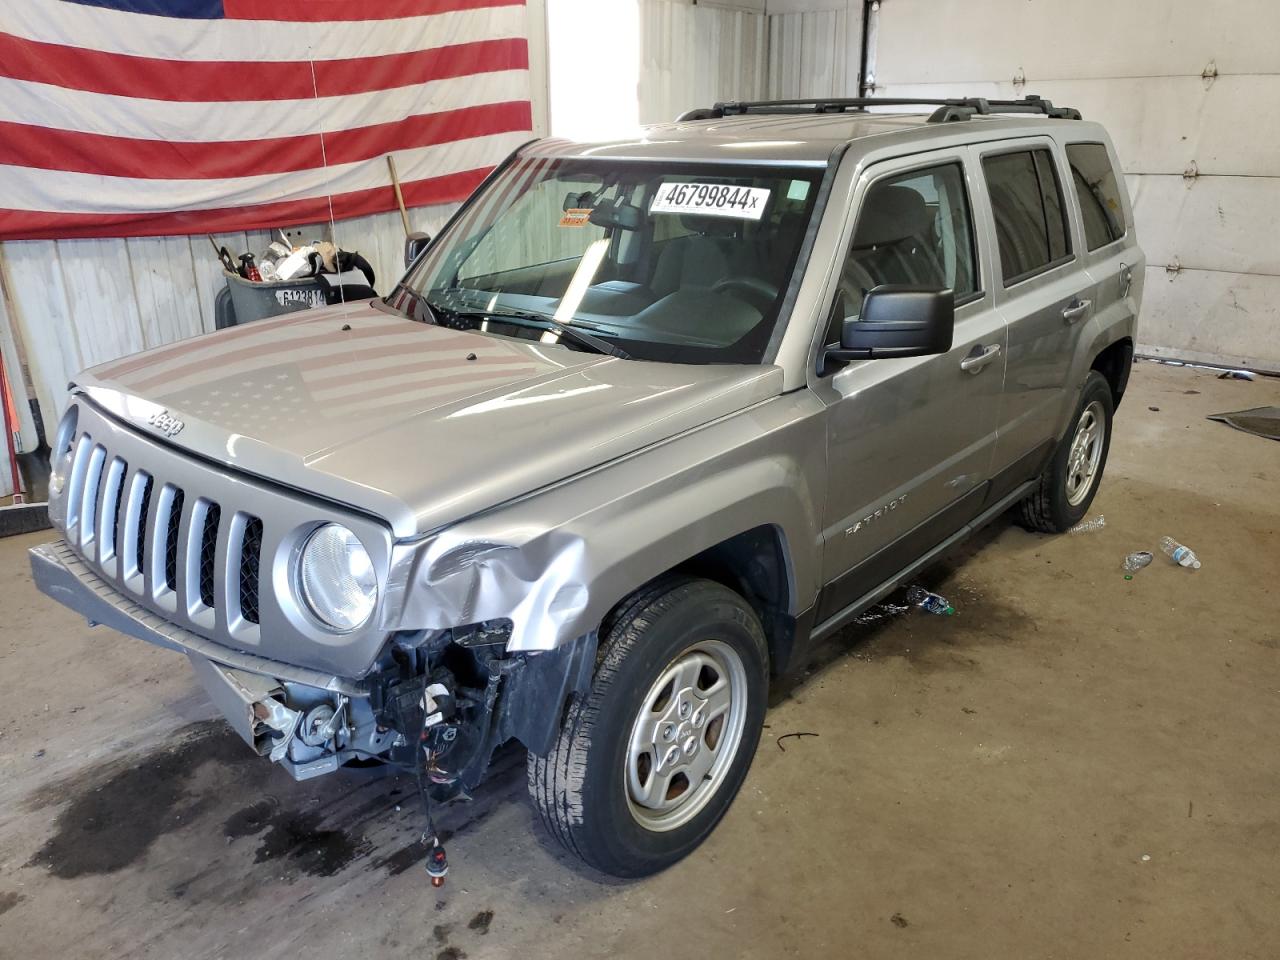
[
  {"x1": 23, "y1": 720, "x2": 270, "y2": 879},
  {"x1": 21, "y1": 720, "x2": 385, "y2": 885}
]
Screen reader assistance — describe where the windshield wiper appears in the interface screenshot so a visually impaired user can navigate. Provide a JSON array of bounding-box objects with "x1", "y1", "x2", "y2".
[{"x1": 450, "y1": 309, "x2": 632, "y2": 360}]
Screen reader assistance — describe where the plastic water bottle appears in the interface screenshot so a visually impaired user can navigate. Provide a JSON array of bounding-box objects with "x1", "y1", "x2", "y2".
[
  {"x1": 1159, "y1": 536, "x2": 1201, "y2": 569},
  {"x1": 906, "y1": 585, "x2": 954, "y2": 615}
]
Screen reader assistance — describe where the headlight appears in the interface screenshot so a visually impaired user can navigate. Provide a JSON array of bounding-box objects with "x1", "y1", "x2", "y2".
[
  {"x1": 298, "y1": 524, "x2": 377, "y2": 631},
  {"x1": 48, "y1": 405, "x2": 79, "y2": 499}
]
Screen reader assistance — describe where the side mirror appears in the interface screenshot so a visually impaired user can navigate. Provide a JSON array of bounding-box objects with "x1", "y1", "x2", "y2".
[
  {"x1": 404, "y1": 231, "x2": 432, "y2": 268},
  {"x1": 826, "y1": 285, "x2": 954, "y2": 363}
]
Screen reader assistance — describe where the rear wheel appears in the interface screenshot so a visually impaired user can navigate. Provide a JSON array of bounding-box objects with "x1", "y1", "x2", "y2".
[
  {"x1": 1018, "y1": 370, "x2": 1114, "y2": 532},
  {"x1": 527, "y1": 576, "x2": 768, "y2": 877}
]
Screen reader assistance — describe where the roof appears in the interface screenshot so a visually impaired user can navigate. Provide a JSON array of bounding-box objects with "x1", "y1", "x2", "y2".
[{"x1": 521, "y1": 111, "x2": 1092, "y2": 166}]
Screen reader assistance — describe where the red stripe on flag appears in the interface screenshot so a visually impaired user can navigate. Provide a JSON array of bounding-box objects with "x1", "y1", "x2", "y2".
[
  {"x1": 0, "y1": 168, "x2": 491, "y2": 241},
  {"x1": 0, "y1": 34, "x2": 528, "y2": 101},
  {"x1": 0, "y1": 101, "x2": 532, "y2": 179},
  {"x1": 223, "y1": 0, "x2": 522, "y2": 18}
]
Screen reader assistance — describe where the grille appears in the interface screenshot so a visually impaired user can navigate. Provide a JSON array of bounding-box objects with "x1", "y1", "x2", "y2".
[
  {"x1": 136, "y1": 475, "x2": 154, "y2": 570},
  {"x1": 107, "y1": 459, "x2": 127, "y2": 558},
  {"x1": 63, "y1": 427, "x2": 265, "y2": 635},
  {"x1": 163, "y1": 489, "x2": 185, "y2": 591},
  {"x1": 239, "y1": 517, "x2": 264, "y2": 625},
  {"x1": 198, "y1": 504, "x2": 220, "y2": 608}
]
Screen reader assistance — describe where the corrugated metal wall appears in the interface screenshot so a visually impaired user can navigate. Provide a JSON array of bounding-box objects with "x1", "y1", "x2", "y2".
[
  {"x1": 869, "y1": 0, "x2": 1280, "y2": 372},
  {"x1": 767, "y1": 1, "x2": 861, "y2": 99},
  {"x1": 637, "y1": 0, "x2": 863, "y2": 121},
  {"x1": 639, "y1": 0, "x2": 770, "y2": 123}
]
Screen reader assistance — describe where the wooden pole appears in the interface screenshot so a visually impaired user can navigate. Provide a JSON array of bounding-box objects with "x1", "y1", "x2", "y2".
[{"x1": 387, "y1": 155, "x2": 411, "y2": 237}]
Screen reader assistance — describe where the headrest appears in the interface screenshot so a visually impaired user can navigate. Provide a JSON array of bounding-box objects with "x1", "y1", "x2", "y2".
[
  {"x1": 679, "y1": 214, "x2": 741, "y2": 238},
  {"x1": 852, "y1": 185, "x2": 931, "y2": 248}
]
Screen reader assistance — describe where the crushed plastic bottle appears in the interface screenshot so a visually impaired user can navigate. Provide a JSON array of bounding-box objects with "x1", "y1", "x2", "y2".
[
  {"x1": 853, "y1": 602, "x2": 911, "y2": 627},
  {"x1": 1123, "y1": 551, "x2": 1154, "y2": 572},
  {"x1": 1160, "y1": 536, "x2": 1202, "y2": 569},
  {"x1": 1069, "y1": 514, "x2": 1106, "y2": 535},
  {"x1": 906, "y1": 585, "x2": 954, "y2": 616}
]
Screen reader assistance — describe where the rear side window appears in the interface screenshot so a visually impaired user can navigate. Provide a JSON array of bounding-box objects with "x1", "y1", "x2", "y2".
[
  {"x1": 1067, "y1": 143, "x2": 1125, "y2": 250},
  {"x1": 982, "y1": 148, "x2": 1072, "y2": 285}
]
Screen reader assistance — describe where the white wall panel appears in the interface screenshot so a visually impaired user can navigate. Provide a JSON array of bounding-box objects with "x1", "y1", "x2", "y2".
[
  {"x1": 1138, "y1": 267, "x2": 1280, "y2": 373},
  {"x1": 767, "y1": 4, "x2": 860, "y2": 99},
  {"x1": 640, "y1": 0, "x2": 768, "y2": 123},
  {"x1": 873, "y1": 0, "x2": 1280, "y2": 83},
  {"x1": 870, "y1": 0, "x2": 1280, "y2": 370},
  {"x1": 871, "y1": 76, "x2": 1280, "y2": 179},
  {"x1": 1128, "y1": 175, "x2": 1280, "y2": 278}
]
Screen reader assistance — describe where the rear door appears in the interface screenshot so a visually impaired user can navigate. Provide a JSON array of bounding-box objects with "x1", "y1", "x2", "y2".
[
  {"x1": 812, "y1": 149, "x2": 1005, "y2": 623},
  {"x1": 1064, "y1": 139, "x2": 1144, "y2": 360},
  {"x1": 978, "y1": 139, "x2": 1089, "y2": 495}
]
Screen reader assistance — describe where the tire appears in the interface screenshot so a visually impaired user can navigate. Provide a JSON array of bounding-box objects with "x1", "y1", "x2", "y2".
[
  {"x1": 527, "y1": 576, "x2": 769, "y2": 878},
  {"x1": 1018, "y1": 370, "x2": 1114, "y2": 533}
]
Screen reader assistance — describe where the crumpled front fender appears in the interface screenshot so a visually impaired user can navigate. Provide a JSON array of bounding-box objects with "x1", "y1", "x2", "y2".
[
  {"x1": 379, "y1": 390, "x2": 828, "y2": 655},
  {"x1": 383, "y1": 526, "x2": 591, "y2": 652}
]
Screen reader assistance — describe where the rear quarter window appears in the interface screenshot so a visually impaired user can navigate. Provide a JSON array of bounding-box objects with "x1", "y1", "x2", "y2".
[{"x1": 1067, "y1": 142, "x2": 1126, "y2": 251}]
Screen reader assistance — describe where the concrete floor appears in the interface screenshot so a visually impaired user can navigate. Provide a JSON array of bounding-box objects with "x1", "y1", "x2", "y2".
[{"x1": 0, "y1": 362, "x2": 1276, "y2": 959}]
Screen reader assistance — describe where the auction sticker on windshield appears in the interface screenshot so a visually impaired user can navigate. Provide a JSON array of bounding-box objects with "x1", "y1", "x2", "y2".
[{"x1": 650, "y1": 183, "x2": 770, "y2": 220}]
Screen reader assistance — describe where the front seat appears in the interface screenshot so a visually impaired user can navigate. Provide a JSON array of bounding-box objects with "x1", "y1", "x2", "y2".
[
  {"x1": 840, "y1": 184, "x2": 945, "y2": 313},
  {"x1": 649, "y1": 217, "x2": 733, "y2": 298}
]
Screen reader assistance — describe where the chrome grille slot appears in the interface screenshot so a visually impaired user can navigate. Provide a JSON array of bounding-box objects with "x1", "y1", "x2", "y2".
[
  {"x1": 148, "y1": 484, "x2": 183, "y2": 611},
  {"x1": 97, "y1": 457, "x2": 128, "y2": 570},
  {"x1": 121, "y1": 471, "x2": 153, "y2": 592},
  {"x1": 197, "y1": 502, "x2": 220, "y2": 609},
  {"x1": 162, "y1": 488, "x2": 185, "y2": 592},
  {"x1": 65, "y1": 434, "x2": 94, "y2": 535},
  {"x1": 239, "y1": 516, "x2": 264, "y2": 626},
  {"x1": 78, "y1": 444, "x2": 107, "y2": 555},
  {"x1": 136, "y1": 474, "x2": 155, "y2": 574}
]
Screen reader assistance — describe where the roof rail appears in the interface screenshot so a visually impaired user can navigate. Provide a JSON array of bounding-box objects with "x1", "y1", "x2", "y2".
[{"x1": 677, "y1": 94, "x2": 1082, "y2": 123}]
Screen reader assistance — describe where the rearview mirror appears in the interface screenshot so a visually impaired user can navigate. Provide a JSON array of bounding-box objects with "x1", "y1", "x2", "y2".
[
  {"x1": 826, "y1": 285, "x2": 954, "y2": 363},
  {"x1": 404, "y1": 231, "x2": 432, "y2": 268},
  {"x1": 588, "y1": 200, "x2": 643, "y2": 232}
]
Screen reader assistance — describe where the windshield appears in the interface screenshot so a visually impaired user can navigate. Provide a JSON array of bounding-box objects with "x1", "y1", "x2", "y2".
[{"x1": 386, "y1": 156, "x2": 823, "y2": 364}]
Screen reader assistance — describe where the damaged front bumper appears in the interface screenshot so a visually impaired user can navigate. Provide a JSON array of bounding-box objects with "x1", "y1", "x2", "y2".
[{"x1": 29, "y1": 539, "x2": 596, "y2": 784}]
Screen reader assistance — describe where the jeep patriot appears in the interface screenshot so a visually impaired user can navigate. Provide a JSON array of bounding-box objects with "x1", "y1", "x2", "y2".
[{"x1": 31, "y1": 95, "x2": 1143, "y2": 879}]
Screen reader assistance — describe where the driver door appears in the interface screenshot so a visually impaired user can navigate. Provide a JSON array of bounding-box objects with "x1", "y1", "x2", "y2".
[{"x1": 813, "y1": 149, "x2": 1006, "y2": 623}]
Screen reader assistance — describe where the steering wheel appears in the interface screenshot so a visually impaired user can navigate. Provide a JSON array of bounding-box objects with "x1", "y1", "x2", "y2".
[{"x1": 711, "y1": 276, "x2": 780, "y2": 313}]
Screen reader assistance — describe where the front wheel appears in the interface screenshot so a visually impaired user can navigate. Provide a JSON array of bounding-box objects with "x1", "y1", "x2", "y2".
[
  {"x1": 1018, "y1": 369, "x2": 1114, "y2": 532},
  {"x1": 527, "y1": 576, "x2": 769, "y2": 877}
]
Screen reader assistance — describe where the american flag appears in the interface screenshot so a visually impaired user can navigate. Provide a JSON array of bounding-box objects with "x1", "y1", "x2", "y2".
[{"x1": 0, "y1": 0, "x2": 534, "y2": 241}]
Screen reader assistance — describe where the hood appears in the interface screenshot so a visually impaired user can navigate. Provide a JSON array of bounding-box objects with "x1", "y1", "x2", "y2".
[{"x1": 76, "y1": 302, "x2": 784, "y2": 538}]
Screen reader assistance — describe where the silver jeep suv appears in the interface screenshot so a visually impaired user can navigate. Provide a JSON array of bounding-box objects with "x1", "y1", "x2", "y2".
[{"x1": 31, "y1": 96, "x2": 1142, "y2": 879}]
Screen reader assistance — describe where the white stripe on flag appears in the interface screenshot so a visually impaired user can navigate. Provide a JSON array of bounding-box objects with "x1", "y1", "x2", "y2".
[
  {"x1": 0, "y1": 131, "x2": 530, "y2": 213},
  {"x1": 0, "y1": 70, "x2": 531, "y2": 141},
  {"x1": 6, "y1": 1, "x2": 528, "y2": 63}
]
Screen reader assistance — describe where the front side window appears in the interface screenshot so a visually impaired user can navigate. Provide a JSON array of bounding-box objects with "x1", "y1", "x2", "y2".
[
  {"x1": 1067, "y1": 142, "x2": 1125, "y2": 251},
  {"x1": 983, "y1": 148, "x2": 1072, "y2": 285},
  {"x1": 832, "y1": 161, "x2": 977, "y2": 337},
  {"x1": 387, "y1": 157, "x2": 823, "y2": 365}
]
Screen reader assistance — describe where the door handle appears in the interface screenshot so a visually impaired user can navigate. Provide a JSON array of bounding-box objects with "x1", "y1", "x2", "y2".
[
  {"x1": 1119, "y1": 263, "x2": 1133, "y2": 298},
  {"x1": 960, "y1": 343, "x2": 1001, "y2": 373},
  {"x1": 1062, "y1": 298, "x2": 1092, "y2": 323}
]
